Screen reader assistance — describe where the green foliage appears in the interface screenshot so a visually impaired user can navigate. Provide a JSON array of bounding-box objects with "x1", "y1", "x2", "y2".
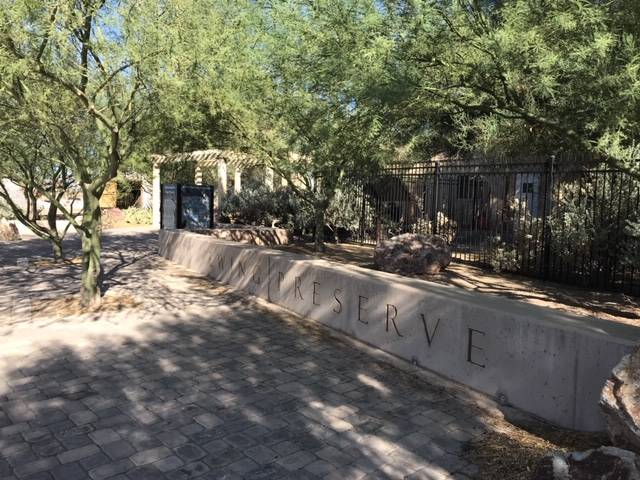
[
  {"x1": 549, "y1": 171, "x2": 640, "y2": 269},
  {"x1": 325, "y1": 186, "x2": 364, "y2": 236},
  {"x1": 222, "y1": 186, "x2": 307, "y2": 229},
  {"x1": 3, "y1": 0, "x2": 640, "y2": 267},
  {"x1": 0, "y1": 197, "x2": 15, "y2": 219},
  {"x1": 488, "y1": 243, "x2": 520, "y2": 273},
  {"x1": 400, "y1": 0, "x2": 640, "y2": 173},
  {"x1": 487, "y1": 197, "x2": 541, "y2": 273},
  {"x1": 222, "y1": 183, "x2": 375, "y2": 242},
  {"x1": 123, "y1": 207, "x2": 152, "y2": 226},
  {"x1": 213, "y1": 0, "x2": 403, "y2": 248},
  {"x1": 624, "y1": 220, "x2": 640, "y2": 267}
]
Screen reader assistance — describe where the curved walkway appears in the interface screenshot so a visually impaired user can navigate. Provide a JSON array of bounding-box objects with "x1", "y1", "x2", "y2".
[{"x1": 0, "y1": 230, "x2": 492, "y2": 479}]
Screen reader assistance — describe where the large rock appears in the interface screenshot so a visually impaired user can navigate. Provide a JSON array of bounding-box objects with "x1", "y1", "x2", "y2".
[
  {"x1": 0, "y1": 218, "x2": 20, "y2": 241},
  {"x1": 531, "y1": 446, "x2": 640, "y2": 480},
  {"x1": 601, "y1": 346, "x2": 640, "y2": 454},
  {"x1": 374, "y1": 233, "x2": 451, "y2": 275}
]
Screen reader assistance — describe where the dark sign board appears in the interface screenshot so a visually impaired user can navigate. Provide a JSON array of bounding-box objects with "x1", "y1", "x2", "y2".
[
  {"x1": 181, "y1": 185, "x2": 213, "y2": 229},
  {"x1": 161, "y1": 184, "x2": 179, "y2": 229},
  {"x1": 161, "y1": 183, "x2": 213, "y2": 230}
]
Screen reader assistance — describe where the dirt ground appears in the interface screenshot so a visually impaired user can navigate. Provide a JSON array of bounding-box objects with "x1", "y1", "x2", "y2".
[{"x1": 275, "y1": 242, "x2": 640, "y2": 326}]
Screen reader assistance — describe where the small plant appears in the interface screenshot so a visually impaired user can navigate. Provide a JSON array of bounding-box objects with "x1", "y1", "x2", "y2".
[
  {"x1": 123, "y1": 207, "x2": 152, "y2": 225},
  {"x1": 489, "y1": 242, "x2": 519, "y2": 272},
  {"x1": 222, "y1": 186, "x2": 306, "y2": 228}
]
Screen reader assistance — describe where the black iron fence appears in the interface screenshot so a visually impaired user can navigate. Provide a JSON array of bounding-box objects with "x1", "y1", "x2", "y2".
[{"x1": 336, "y1": 159, "x2": 640, "y2": 295}]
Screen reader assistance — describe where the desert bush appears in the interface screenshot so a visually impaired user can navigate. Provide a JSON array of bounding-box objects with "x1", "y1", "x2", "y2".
[
  {"x1": 425, "y1": 212, "x2": 458, "y2": 243},
  {"x1": 222, "y1": 184, "x2": 368, "y2": 242},
  {"x1": 222, "y1": 186, "x2": 305, "y2": 228},
  {"x1": 624, "y1": 220, "x2": 640, "y2": 267},
  {"x1": 486, "y1": 197, "x2": 541, "y2": 273},
  {"x1": 123, "y1": 207, "x2": 152, "y2": 225},
  {"x1": 549, "y1": 172, "x2": 640, "y2": 272},
  {"x1": 487, "y1": 238, "x2": 520, "y2": 273}
]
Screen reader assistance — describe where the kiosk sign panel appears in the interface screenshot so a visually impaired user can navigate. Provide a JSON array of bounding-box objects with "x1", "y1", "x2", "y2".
[
  {"x1": 180, "y1": 185, "x2": 213, "y2": 229},
  {"x1": 160, "y1": 183, "x2": 213, "y2": 229},
  {"x1": 161, "y1": 184, "x2": 178, "y2": 229}
]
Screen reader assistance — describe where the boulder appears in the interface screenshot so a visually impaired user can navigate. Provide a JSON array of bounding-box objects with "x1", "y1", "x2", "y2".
[
  {"x1": 374, "y1": 233, "x2": 451, "y2": 275},
  {"x1": 531, "y1": 446, "x2": 640, "y2": 480},
  {"x1": 601, "y1": 346, "x2": 640, "y2": 454},
  {"x1": 0, "y1": 218, "x2": 20, "y2": 241}
]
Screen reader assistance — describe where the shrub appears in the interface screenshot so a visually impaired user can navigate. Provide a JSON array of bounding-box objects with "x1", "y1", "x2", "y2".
[
  {"x1": 222, "y1": 186, "x2": 307, "y2": 229},
  {"x1": 223, "y1": 184, "x2": 371, "y2": 241},
  {"x1": 123, "y1": 207, "x2": 152, "y2": 225},
  {"x1": 487, "y1": 238, "x2": 519, "y2": 273},
  {"x1": 485, "y1": 198, "x2": 540, "y2": 274},
  {"x1": 548, "y1": 174, "x2": 640, "y2": 273}
]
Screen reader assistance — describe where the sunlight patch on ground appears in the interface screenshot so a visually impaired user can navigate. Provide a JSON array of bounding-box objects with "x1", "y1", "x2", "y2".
[{"x1": 357, "y1": 372, "x2": 391, "y2": 395}]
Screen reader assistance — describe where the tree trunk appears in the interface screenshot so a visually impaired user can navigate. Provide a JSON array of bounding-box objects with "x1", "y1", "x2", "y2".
[
  {"x1": 46, "y1": 203, "x2": 64, "y2": 261},
  {"x1": 80, "y1": 191, "x2": 103, "y2": 307},
  {"x1": 314, "y1": 203, "x2": 326, "y2": 253},
  {"x1": 51, "y1": 239, "x2": 63, "y2": 261}
]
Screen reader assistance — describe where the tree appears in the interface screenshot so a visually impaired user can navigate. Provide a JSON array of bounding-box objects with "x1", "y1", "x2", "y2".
[
  {"x1": 398, "y1": 0, "x2": 640, "y2": 171},
  {"x1": 0, "y1": 76, "x2": 93, "y2": 260},
  {"x1": 0, "y1": 115, "x2": 76, "y2": 260},
  {"x1": 0, "y1": 0, "x2": 174, "y2": 305},
  {"x1": 235, "y1": 0, "x2": 399, "y2": 251}
]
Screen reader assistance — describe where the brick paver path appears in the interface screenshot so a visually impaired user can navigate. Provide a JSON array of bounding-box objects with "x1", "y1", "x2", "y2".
[{"x1": 0, "y1": 230, "x2": 490, "y2": 479}]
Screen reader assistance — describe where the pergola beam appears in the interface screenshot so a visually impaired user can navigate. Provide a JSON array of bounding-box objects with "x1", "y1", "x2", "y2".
[{"x1": 150, "y1": 148, "x2": 284, "y2": 226}]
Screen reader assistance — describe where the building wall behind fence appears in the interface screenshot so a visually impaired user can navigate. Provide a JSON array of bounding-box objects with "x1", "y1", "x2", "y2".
[{"x1": 159, "y1": 229, "x2": 640, "y2": 431}]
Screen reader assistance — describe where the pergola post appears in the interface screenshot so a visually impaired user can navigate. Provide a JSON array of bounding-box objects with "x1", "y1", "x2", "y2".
[
  {"x1": 194, "y1": 164, "x2": 203, "y2": 186},
  {"x1": 234, "y1": 168, "x2": 242, "y2": 193},
  {"x1": 214, "y1": 160, "x2": 228, "y2": 222},
  {"x1": 152, "y1": 162, "x2": 161, "y2": 229}
]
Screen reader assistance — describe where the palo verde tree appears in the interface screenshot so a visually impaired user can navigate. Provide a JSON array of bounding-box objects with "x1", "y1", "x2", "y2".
[
  {"x1": 398, "y1": 0, "x2": 640, "y2": 171},
  {"x1": 240, "y1": 0, "x2": 399, "y2": 251},
  {"x1": 0, "y1": 0, "x2": 175, "y2": 305},
  {"x1": 135, "y1": 0, "x2": 254, "y2": 157},
  {"x1": 0, "y1": 106, "x2": 77, "y2": 260},
  {"x1": 0, "y1": 76, "x2": 98, "y2": 260}
]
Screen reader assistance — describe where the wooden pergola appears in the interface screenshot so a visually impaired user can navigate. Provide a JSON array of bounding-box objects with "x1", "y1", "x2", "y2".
[{"x1": 150, "y1": 149, "x2": 277, "y2": 227}]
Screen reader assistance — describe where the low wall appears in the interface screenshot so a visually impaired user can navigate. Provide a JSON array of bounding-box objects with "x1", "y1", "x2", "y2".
[
  {"x1": 193, "y1": 225, "x2": 289, "y2": 246},
  {"x1": 159, "y1": 229, "x2": 640, "y2": 431}
]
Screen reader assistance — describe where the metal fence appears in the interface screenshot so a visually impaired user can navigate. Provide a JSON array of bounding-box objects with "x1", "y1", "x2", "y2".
[{"x1": 337, "y1": 159, "x2": 640, "y2": 295}]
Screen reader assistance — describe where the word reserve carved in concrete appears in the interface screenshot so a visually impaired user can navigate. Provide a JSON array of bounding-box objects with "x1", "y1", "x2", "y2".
[
  {"x1": 158, "y1": 229, "x2": 640, "y2": 432},
  {"x1": 276, "y1": 272, "x2": 487, "y2": 369}
]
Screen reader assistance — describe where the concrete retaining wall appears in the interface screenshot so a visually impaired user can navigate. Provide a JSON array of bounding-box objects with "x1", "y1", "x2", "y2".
[
  {"x1": 159, "y1": 229, "x2": 640, "y2": 431},
  {"x1": 194, "y1": 225, "x2": 289, "y2": 246}
]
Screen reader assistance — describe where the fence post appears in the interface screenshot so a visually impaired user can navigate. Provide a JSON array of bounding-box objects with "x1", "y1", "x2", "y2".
[
  {"x1": 542, "y1": 155, "x2": 555, "y2": 279},
  {"x1": 375, "y1": 181, "x2": 383, "y2": 245},
  {"x1": 431, "y1": 161, "x2": 440, "y2": 235},
  {"x1": 360, "y1": 181, "x2": 366, "y2": 245}
]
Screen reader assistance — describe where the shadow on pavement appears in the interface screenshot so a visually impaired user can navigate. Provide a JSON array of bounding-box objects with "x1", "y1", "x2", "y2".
[{"x1": 0, "y1": 231, "x2": 489, "y2": 479}]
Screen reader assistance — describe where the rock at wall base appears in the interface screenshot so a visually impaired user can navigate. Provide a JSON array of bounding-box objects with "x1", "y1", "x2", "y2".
[
  {"x1": 374, "y1": 233, "x2": 451, "y2": 275},
  {"x1": 601, "y1": 346, "x2": 640, "y2": 454},
  {"x1": 531, "y1": 446, "x2": 640, "y2": 480},
  {"x1": 0, "y1": 218, "x2": 20, "y2": 241}
]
